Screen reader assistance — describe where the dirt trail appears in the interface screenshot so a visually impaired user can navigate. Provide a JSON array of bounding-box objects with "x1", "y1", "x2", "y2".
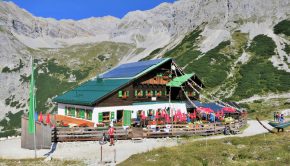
[{"x1": 0, "y1": 120, "x2": 274, "y2": 165}]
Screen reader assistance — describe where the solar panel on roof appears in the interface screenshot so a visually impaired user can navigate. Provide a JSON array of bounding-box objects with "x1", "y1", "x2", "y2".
[{"x1": 101, "y1": 59, "x2": 165, "y2": 78}]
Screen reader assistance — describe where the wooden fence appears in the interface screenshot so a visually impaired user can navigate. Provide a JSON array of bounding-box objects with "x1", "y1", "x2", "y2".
[
  {"x1": 52, "y1": 119, "x2": 247, "y2": 142},
  {"x1": 52, "y1": 126, "x2": 130, "y2": 142}
]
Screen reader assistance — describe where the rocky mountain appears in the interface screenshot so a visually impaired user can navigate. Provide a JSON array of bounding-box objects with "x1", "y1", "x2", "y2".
[{"x1": 0, "y1": 0, "x2": 290, "y2": 136}]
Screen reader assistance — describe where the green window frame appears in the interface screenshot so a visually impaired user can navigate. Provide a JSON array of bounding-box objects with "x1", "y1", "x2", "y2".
[
  {"x1": 110, "y1": 112, "x2": 115, "y2": 120},
  {"x1": 79, "y1": 109, "x2": 85, "y2": 119},
  {"x1": 69, "y1": 107, "x2": 76, "y2": 117},
  {"x1": 134, "y1": 90, "x2": 138, "y2": 97},
  {"x1": 98, "y1": 112, "x2": 103, "y2": 123},
  {"x1": 87, "y1": 110, "x2": 92, "y2": 120},
  {"x1": 118, "y1": 91, "x2": 123, "y2": 97}
]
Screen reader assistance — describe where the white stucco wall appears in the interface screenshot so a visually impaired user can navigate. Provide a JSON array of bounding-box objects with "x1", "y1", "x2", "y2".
[
  {"x1": 57, "y1": 103, "x2": 66, "y2": 115},
  {"x1": 58, "y1": 102, "x2": 187, "y2": 126},
  {"x1": 93, "y1": 102, "x2": 187, "y2": 124}
]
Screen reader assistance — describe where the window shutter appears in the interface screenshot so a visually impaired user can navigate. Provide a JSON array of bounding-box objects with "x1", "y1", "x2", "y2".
[
  {"x1": 98, "y1": 112, "x2": 103, "y2": 122},
  {"x1": 118, "y1": 91, "x2": 123, "y2": 97},
  {"x1": 135, "y1": 90, "x2": 138, "y2": 96},
  {"x1": 72, "y1": 108, "x2": 76, "y2": 117},
  {"x1": 145, "y1": 91, "x2": 148, "y2": 95},
  {"x1": 160, "y1": 91, "x2": 162, "y2": 96},
  {"x1": 141, "y1": 90, "x2": 144, "y2": 96},
  {"x1": 65, "y1": 107, "x2": 67, "y2": 115},
  {"x1": 110, "y1": 112, "x2": 115, "y2": 120},
  {"x1": 154, "y1": 90, "x2": 158, "y2": 96},
  {"x1": 126, "y1": 91, "x2": 129, "y2": 97},
  {"x1": 150, "y1": 90, "x2": 153, "y2": 95}
]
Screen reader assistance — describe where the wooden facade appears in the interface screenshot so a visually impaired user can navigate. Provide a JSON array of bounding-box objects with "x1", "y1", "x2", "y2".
[{"x1": 95, "y1": 60, "x2": 203, "y2": 107}]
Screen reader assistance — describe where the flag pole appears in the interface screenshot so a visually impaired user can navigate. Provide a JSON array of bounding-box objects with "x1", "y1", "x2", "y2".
[
  {"x1": 32, "y1": 56, "x2": 37, "y2": 158},
  {"x1": 28, "y1": 55, "x2": 37, "y2": 158}
]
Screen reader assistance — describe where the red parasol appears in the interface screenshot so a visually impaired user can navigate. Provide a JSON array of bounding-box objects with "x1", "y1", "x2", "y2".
[
  {"x1": 155, "y1": 110, "x2": 159, "y2": 119},
  {"x1": 221, "y1": 107, "x2": 236, "y2": 113},
  {"x1": 196, "y1": 107, "x2": 214, "y2": 114},
  {"x1": 161, "y1": 109, "x2": 166, "y2": 117},
  {"x1": 193, "y1": 111, "x2": 197, "y2": 119},
  {"x1": 38, "y1": 112, "x2": 43, "y2": 122},
  {"x1": 46, "y1": 113, "x2": 51, "y2": 124},
  {"x1": 165, "y1": 114, "x2": 170, "y2": 123}
]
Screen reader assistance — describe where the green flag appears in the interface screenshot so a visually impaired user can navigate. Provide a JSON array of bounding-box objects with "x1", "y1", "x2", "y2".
[{"x1": 28, "y1": 58, "x2": 36, "y2": 134}]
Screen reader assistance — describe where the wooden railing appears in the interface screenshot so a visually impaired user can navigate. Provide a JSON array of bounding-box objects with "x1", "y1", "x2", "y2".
[{"x1": 52, "y1": 126, "x2": 129, "y2": 142}]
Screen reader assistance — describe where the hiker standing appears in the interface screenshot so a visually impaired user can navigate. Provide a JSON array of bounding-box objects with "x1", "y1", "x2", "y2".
[{"x1": 108, "y1": 126, "x2": 115, "y2": 146}]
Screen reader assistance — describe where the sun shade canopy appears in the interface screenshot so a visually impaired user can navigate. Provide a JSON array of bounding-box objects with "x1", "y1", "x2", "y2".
[{"x1": 166, "y1": 73, "x2": 194, "y2": 87}]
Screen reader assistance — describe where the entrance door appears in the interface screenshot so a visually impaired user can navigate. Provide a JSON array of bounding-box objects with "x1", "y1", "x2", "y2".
[
  {"x1": 117, "y1": 110, "x2": 123, "y2": 123},
  {"x1": 123, "y1": 110, "x2": 132, "y2": 126}
]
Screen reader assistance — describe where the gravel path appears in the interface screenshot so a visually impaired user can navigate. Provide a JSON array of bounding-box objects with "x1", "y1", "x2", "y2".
[{"x1": 0, "y1": 120, "x2": 274, "y2": 165}]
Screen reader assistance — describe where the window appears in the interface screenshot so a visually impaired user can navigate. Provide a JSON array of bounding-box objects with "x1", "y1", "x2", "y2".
[
  {"x1": 145, "y1": 90, "x2": 153, "y2": 97},
  {"x1": 154, "y1": 90, "x2": 162, "y2": 97},
  {"x1": 68, "y1": 107, "x2": 75, "y2": 117},
  {"x1": 86, "y1": 110, "x2": 92, "y2": 120},
  {"x1": 79, "y1": 109, "x2": 85, "y2": 119},
  {"x1": 118, "y1": 90, "x2": 129, "y2": 98},
  {"x1": 135, "y1": 90, "x2": 144, "y2": 97}
]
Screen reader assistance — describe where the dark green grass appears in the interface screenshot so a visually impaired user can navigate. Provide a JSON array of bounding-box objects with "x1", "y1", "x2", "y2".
[
  {"x1": 231, "y1": 35, "x2": 290, "y2": 100},
  {"x1": 2, "y1": 59, "x2": 24, "y2": 73},
  {"x1": 284, "y1": 43, "x2": 290, "y2": 55},
  {"x1": 274, "y1": 20, "x2": 290, "y2": 36},
  {"x1": 164, "y1": 29, "x2": 202, "y2": 58},
  {"x1": 185, "y1": 41, "x2": 233, "y2": 88},
  {"x1": 119, "y1": 133, "x2": 290, "y2": 166}
]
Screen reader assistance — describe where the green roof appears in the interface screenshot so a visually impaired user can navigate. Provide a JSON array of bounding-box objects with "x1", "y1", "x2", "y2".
[
  {"x1": 53, "y1": 58, "x2": 171, "y2": 106},
  {"x1": 166, "y1": 74, "x2": 194, "y2": 87},
  {"x1": 53, "y1": 78, "x2": 131, "y2": 105}
]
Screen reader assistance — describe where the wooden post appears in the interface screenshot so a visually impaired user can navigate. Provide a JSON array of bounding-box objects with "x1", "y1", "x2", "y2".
[
  {"x1": 100, "y1": 145, "x2": 103, "y2": 163},
  {"x1": 114, "y1": 148, "x2": 116, "y2": 163}
]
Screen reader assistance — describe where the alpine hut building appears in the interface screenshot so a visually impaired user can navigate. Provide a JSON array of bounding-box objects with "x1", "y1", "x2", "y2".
[{"x1": 53, "y1": 58, "x2": 204, "y2": 126}]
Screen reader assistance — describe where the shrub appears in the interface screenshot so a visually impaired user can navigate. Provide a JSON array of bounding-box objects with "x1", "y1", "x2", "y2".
[{"x1": 274, "y1": 20, "x2": 290, "y2": 36}]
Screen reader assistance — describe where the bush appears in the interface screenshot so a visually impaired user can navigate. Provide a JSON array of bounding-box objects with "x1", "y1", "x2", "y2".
[
  {"x1": 248, "y1": 35, "x2": 276, "y2": 57},
  {"x1": 274, "y1": 20, "x2": 290, "y2": 36}
]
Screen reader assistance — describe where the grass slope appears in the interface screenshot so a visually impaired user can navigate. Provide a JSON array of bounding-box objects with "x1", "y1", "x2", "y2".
[
  {"x1": 231, "y1": 35, "x2": 290, "y2": 100},
  {"x1": 119, "y1": 133, "x2": 290, "y2": 166},
  {"x1": 274, "y1": 20, "x2": 290, "y2": 36}
]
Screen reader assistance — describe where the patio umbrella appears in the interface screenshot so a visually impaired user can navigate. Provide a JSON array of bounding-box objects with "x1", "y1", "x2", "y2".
[
  {"x1": 196, "y1": 107, "x2": 214, "y2": 114},
  {"x1": 161, "y1": 109, "x2": 166, "y2": 118},
  {"x1": 221, "y1": 107, "x2": 236, "y2": 113},
  {"x1": 155, "y1": 110, "x2": 159, "y2": 119},
  {"x1": 46, "y1": 113, "x2": 51, "y2": 124},
  {"x1": 193, "y1": 110, "x2": 197, "y2": 119},
  {"x1": 165, "y1": 114, "x2": 170, "y2": 123},
  {"x1": 38, "y1": 112, "x2": 43, "y2": 122}
]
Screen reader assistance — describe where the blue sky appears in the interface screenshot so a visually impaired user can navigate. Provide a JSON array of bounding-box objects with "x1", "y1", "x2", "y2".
[{"x1": 8, "y1": 0, "x2": 176, "y2": 20}]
